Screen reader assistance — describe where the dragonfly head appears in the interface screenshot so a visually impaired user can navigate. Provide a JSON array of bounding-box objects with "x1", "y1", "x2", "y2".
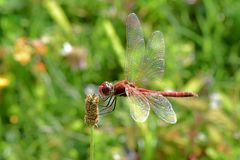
[{"x1": 98, "y1": 81, "x2": 114, "y2": 96}]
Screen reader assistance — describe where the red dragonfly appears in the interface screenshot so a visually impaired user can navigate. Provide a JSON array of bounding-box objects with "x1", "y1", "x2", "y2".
[{"x1": 98, "y1": 13, "x2": 198, "y2": 124}]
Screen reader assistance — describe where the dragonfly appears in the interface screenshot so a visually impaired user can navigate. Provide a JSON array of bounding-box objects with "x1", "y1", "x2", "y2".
[{"x1": 98, "y1": 13, "x2": 198, "y2": 124}]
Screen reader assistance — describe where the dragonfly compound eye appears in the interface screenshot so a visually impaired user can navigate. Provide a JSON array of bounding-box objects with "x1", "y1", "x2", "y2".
[{"x1": 98, "y1": 81, "x2": 113, "y2": 96}]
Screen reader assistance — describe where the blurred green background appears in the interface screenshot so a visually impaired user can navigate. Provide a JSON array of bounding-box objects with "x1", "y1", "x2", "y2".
[{"x1": 0, "y1": 0, "x2": 240, "y2": 159}]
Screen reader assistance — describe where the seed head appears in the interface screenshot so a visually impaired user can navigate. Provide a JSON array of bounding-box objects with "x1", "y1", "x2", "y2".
[{"x1": 85, "y1": 94, "x2": 99, "y2": 126}]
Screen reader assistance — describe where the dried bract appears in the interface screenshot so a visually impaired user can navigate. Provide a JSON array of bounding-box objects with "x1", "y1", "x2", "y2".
[{"x1": 85, "y1": 94, "x2": 99, "y2": 126}]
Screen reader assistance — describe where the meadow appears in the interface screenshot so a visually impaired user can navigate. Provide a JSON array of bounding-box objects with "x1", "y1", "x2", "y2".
[{"x1": 0, "y1": 0, "x2": 240, "y2": 159}]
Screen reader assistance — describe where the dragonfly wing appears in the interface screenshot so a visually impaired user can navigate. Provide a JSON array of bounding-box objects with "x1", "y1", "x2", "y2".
[
  {"x1": 126, "y1": 13, "x2": 145, "y2": 82},
  {"x1": 126, "y1": 14, "x2": 165, "y2": 85},
  {"x1": 126, "y1": 85, "x2": 150, "y2": 122},
  {"x1": 138, "y1": 31, "x2": 165, "y2": 84},
  {"x1": 145, "y1": 92, "x2": 177, "y2": 124}
]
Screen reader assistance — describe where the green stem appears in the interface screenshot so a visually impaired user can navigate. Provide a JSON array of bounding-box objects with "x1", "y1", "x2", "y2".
[{"x1": 90, "y1": 126, "x2": 94, "y2": 160}]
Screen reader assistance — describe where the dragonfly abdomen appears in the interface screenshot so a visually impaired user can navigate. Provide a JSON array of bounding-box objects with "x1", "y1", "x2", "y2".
[
  {"x1": 159, "y1": 91, "x2": 198, "y2": 97},
  {"x1": 137, "y1": 88, "x2": 198, "y2": 97}
]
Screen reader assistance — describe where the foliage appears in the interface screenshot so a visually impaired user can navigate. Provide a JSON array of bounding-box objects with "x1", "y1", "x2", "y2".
[{"x1": 0, "y1": 0, "x2": 240, "y2": 159}]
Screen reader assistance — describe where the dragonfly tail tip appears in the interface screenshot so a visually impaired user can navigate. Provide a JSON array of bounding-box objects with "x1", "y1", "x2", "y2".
[{"x1": 193, "y1": 93, "x2": 199, "y2": 97}]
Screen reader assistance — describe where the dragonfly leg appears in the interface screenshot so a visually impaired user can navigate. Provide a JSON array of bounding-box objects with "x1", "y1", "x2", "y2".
[
  {"x1": 99, "y1": 92, "x2": 126, "y2": 115},
  {"x1": 101, "y1": 96, "x2": 114, "y2": 108},
  {"x1": 99, "y1": 96, "x2": 114, "y2": 112},
  {"x1": 99, "y1": 95, "x2": 111, "y2": 102},
  {"x1": 99, "y1": 97, "x2": 117, "y2": 115}
]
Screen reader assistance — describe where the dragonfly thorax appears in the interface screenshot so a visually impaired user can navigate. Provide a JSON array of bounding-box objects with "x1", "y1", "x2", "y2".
[{"x1": 98, "y1": 81, "x2": 114, "y2": 96}]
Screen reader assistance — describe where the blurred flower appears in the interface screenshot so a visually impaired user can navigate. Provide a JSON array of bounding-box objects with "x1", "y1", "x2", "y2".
[
  {"x1": 41, "y1": 35, "x2": 50, "y2": 44},
  {"x1": 31, "y1": 39, "x2": 48, "y2": 55},
  {"x1": 61, "y1": 42, "x2": 88, "y2": 70},
  {"x1": 32, "y1": 60, "x2": 46, "y2": 73},
  {"x1": 84, "y1": 84, "x2": 99, "y2": 95},
  {"x1": 209, "y1": 92, "x2": 221, "y2": 109},
  {"x1": 217, "y1": 143, "x2": 231, "y2": 154},
  {"x1": 111, "y1": 148, "x2": 127, "y2": 160},
  {"x1": 13, "y1": 37, "x2": 32, "y2": 64},
  {"x1": 68, "y1": 47, "x2": 87, "y2": 70},
  {"x1": 61, "y1": 42, "x2": 73, "y2": 56},
  {"x1": 13, "y1": 36, "x2": 49, "y2": 65},
  {"x1": 9, "y1": 115, "x2": 18, "y2": 124},
  {"x1": 112, "y1": 152, "x2": 121, "y2": 160},
  {"x1": 124, "y1": 147, "x2": 139, "y2": 160},
  {"x1": 197, "y1": 132, "x2": 207, "y2": 142},
  {"x1": 188, "y1": 152, "x2": 200, "y2": 160},
  {"x1": 0, "y1": 76, "x2": 10, "y2": 89},
  {"x1": 85, "y1": 94, "x2": 99, "y2": 126},
  {"x1": 13, "y1": 37, "x2": 33, "y2": 65}
]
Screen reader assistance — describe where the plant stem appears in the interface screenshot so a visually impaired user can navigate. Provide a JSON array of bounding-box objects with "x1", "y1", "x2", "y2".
[{"x1": 90, "y1": 126, "x2": 94, "y2": 160}]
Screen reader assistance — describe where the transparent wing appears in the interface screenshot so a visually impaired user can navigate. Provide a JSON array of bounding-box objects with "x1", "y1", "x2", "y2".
[
  {"x1": 126, "y1": 13, "x2": 165, "y2": 85},
  {"x1": 144, "y1": 92, "x2": 177, "y2": 124},
  {"x1": 141, "y1": 31, "x2": 165, "y2": 83},
  {"x1": 125, "y1": 13, "x2": 145, "y2": 82},
  {"x1": 126, "y1": 85, "x2": 150, "y2": 122}
]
